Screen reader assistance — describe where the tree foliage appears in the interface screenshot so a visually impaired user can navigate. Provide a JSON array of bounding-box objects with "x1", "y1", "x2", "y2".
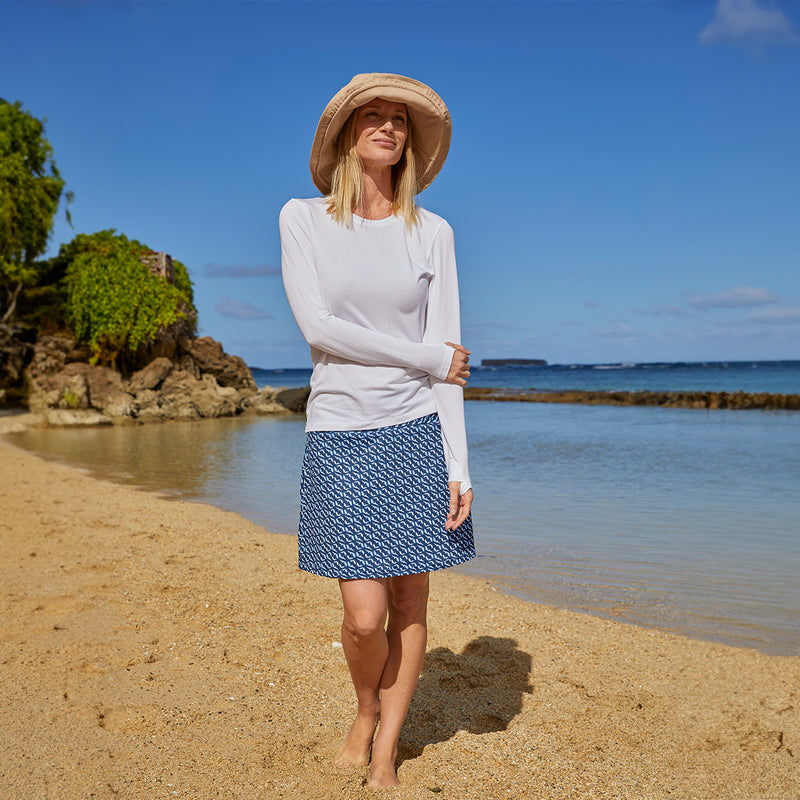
[
  {"x1": 0, "y1": 98, "x2": 69, "y2": 321},
  {"x1": 62, "y1": 230, "x2": 196, "y2": 362}
]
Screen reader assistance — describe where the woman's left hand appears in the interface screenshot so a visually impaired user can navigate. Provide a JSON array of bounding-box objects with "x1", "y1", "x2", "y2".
[
  {"x1": 444, "y1": 342, "x2": 471, "y2": 386},
  {"x1": 446, "y1": 482, "x2": 473, "y2": 530}
]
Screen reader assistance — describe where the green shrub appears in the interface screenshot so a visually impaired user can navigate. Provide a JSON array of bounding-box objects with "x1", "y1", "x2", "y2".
[
  {"x1": 62, "y1": 230, "x2": 196, "y2": 362},
  {"x1": 61, "y1": 390, "x2": 80, "y2": 409}
]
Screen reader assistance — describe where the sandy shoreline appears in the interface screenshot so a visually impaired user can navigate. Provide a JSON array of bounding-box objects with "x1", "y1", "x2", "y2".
[{"x1": 1, "y1": 417, "x2": 798, "y2": 799}]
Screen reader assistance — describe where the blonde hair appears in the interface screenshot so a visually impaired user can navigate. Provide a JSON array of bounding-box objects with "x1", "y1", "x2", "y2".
[{"x1": 326, "y1": 109, "x2": 420, "y2": 230}]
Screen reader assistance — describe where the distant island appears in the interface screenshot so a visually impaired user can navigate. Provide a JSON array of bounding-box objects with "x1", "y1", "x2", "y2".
[{"x1": 480, "y1": 358, "x2": 547, "y2": 366}]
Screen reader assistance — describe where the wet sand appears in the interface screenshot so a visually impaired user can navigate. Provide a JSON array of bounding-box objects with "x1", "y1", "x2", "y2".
[{"x1": 1, "y1": 415, "x2": 798, "y2": 799}]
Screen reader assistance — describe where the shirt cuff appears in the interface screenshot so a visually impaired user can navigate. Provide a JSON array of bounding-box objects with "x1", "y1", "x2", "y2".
[{"x1": 437, "y1": 344, "x2": 455, "y2": 381}]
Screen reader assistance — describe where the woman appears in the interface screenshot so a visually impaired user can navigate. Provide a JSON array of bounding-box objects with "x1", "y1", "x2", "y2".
[{"x1": 279, "y1": 73, "x2": 475, "y2": 789}]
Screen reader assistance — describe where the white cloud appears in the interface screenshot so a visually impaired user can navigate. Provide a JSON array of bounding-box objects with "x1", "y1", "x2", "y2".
[
  {"x1": 215, "y1": 295, "x2": 273, "y2": 321},
  {"x1": 205, "y1": 263, "x2": 281, "y2": 278},
  {"x1": 685, "y1": 286, "x2": 779, "y2": 310},
  {"x1": 699, "y1": 0, "x2": 800, "y2": 49},
  {"x1": 745, "y1": 306, "x2": 800, "y2": 323}
]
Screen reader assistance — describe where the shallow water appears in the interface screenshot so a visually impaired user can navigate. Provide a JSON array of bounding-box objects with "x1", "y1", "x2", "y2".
[
  {"x1": 459, "y1": 402, "x2": 800, "y2": 655},
  {"x1": 11, "y1": 400, "x2": 799, "y2": 656}
]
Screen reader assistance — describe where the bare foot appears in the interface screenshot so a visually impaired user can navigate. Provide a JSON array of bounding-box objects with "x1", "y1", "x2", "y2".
[
  {"x1": 366, "y1": 764, "x2": 399, "y2": 789},
  {"x1": 333, "y1": 708, "x2": 379, "y2": 767},
  {"x1": 366, "y1": 742, "x2": 399, "y2": 789}
]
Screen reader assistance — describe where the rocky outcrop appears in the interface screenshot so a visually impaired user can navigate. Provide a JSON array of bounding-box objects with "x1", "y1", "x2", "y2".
[
  {"x1": 275, "y1": 386, "x2": 311, "y2": 413},
  {"x1": 0, "y1": 323, "x2": 35, "y2": 404},
  {"x1": 22, "y1": 331, "x2": 297, "y2": 426},
  {"x1": 241, "y1": 389, "x2": 291, "y2": 416},
  {"x1": 179, "y1": 336, "x2": 257, "y2": 391},
  {"x1": 43, "y1": 409, "x2": 110, "y2": 427},
  {"x1": 155, "y1": 371, "x2": 239, "y2": 420},
  {"x1": 481, "y1": 358, "x2": 547, "y2": 366},
  {"x1": 463, "y1": 387, "x2": 800, "y2": 411},
  {"x1": 128, "y1": 357, "x2": 174, "y2": 393},
  {"x1": 126, "y1": 316, "x2": 195, "y2": 373},
  {"x1": 25, "y1": 337, "x2": 122, "y2": 414}
]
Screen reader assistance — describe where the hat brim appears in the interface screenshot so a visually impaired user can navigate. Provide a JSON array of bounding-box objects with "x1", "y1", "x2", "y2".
[{"x1": 310, "y1": 73, "x2": 451, "y2": 196}]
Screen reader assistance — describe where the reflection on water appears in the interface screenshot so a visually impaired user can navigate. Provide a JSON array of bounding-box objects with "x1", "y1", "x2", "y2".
[
  {"x1": 9, "y1": 402, "x2": 800, "y2": 656},
  {"x1": 11, "y1": 415, "x2": 308, "y2": 535}
]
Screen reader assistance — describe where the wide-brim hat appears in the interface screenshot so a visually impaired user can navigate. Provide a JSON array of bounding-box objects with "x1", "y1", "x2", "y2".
[{"x1": 309, "y1": 73, "x2": 451, "y2": 195}]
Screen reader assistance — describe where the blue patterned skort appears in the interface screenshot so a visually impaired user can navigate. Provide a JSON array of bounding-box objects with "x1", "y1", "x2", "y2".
[{"x1": 298, "y1": 413, "x2": 475, "y2": 579}]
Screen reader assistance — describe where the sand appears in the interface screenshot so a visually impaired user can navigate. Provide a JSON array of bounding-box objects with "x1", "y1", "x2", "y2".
[{"x1": 1, "y1": 415, "x2": 798, "y2": 800}]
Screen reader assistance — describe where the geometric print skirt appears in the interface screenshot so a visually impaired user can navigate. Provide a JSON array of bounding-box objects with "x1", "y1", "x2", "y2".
[{"x1": 298, "y1": 413, "x2": 475, "y2": 579}]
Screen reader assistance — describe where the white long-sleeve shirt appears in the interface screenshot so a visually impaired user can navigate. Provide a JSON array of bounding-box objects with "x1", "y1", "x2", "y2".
[{"x1": 279, "y1": 196, "x2": 471, "y2": 495}]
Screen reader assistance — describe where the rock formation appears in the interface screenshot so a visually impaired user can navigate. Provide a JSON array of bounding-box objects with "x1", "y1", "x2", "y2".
[
  {"x1": 0, "y1": 323, "x2": 35, "y2": 405},
  {"x1": 178, "y1": 336, "x2": 257, "y2": 391},
  {"x1": 273, "y1": 386, "x2": 311, "y2": 413},
  {"x1": 20, "y1": 332, "x2": 295, "y2": 426},
  {"x1": 480, "y1": 358, "x2": 547, "y2": 366},
  {"x1": 462, "y1": 387, "x2": 800, "y2": 411}
]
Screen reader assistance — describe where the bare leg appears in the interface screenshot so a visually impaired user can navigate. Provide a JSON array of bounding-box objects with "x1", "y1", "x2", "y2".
[
  {"x1": 334, "y1": 578, "x2": 389, "y2": 767},
  {"x1": 368, "y1": 572, "x2": 430, "y2": 789}
]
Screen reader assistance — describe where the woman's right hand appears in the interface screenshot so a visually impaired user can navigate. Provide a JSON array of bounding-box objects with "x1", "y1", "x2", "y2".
[
  {"x1": 446, "y1": 483, "x2": 473, "y2": 530},
  {"x1": 445, "y1": 342, "x2": 471, "y2": 386}
]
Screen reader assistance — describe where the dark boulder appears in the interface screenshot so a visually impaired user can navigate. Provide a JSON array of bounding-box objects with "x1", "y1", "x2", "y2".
[
  {"x1": 128, "y1": 357, "x2": 174, "y2": 393},
  {"x1": 148, "y1": 369, "x2": 241, "y2": 420},
  {"x1": 241, "y1": 386, "x2": 292, "y2": 415},
  {"x1": 275, "y1": 386, "x2": 311, "y2": 413},
  {"x1": 0, "y1": 323, "x2": 34, "y2": 404},
  {"x1": 179, "y1": 336, "x2": 257, "y2": 392}
]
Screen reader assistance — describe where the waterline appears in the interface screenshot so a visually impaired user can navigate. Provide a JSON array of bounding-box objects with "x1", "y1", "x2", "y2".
[{"x1": 9, "y1": 401, "x2": 800, "y2": 656}]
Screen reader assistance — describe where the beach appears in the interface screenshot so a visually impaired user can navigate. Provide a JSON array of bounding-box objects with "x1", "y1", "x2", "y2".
[{"x1": 1, "y1": 416, "x2": 799, "y2": 800}]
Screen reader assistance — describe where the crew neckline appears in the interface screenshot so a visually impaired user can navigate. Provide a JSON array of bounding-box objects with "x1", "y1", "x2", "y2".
[{"x1": 352, "y1": 211, "x2": 398, "y2": 227}]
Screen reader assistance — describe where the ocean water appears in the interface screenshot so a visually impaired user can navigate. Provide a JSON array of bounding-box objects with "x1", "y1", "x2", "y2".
[
  {"x1": 253, "y1": 359, "x2": 800, "y2": 395},
  {"x1": 9, "y1": 361, "x2": 800, "y2": 656}
]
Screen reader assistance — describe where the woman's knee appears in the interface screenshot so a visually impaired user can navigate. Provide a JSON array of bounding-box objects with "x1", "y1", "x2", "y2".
[
  {"x1": 342, "y1": 606, "x2": 387, "y2": 642},
  {"x1": 339, "y1": 579, "x2": 389, "y2": 641},
  {"x1": 388, "y1": 574, "x2": 430, "y2": 623}
]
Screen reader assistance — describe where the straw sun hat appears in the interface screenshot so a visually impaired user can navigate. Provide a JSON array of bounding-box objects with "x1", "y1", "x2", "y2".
[{"x1": 309, "y1": 73, "x2": 452, "y2": 195}]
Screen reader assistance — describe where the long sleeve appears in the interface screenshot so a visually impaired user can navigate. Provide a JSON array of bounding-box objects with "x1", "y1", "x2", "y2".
[
  {"x1": 280, "y1": 199, "x2": 454, "y2": 380},
  {"x1": 423, "y1": 220, "x2": 472, "y2": 495}
]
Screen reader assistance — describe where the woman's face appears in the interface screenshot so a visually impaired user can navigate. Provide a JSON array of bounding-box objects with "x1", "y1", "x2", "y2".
[{"x1": 353, "y1": 98, "x2": 408, "y2": 171}]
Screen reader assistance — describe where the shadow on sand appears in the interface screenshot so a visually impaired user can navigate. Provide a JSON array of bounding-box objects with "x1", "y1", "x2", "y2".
[{"x1": 399, "y1": 635, "x2": 533, "y2": 763}]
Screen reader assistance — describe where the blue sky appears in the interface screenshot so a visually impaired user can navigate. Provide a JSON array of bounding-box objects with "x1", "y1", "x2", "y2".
[{"x1": 1, "y1": 0, "x2": 798, "y2": 367}]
